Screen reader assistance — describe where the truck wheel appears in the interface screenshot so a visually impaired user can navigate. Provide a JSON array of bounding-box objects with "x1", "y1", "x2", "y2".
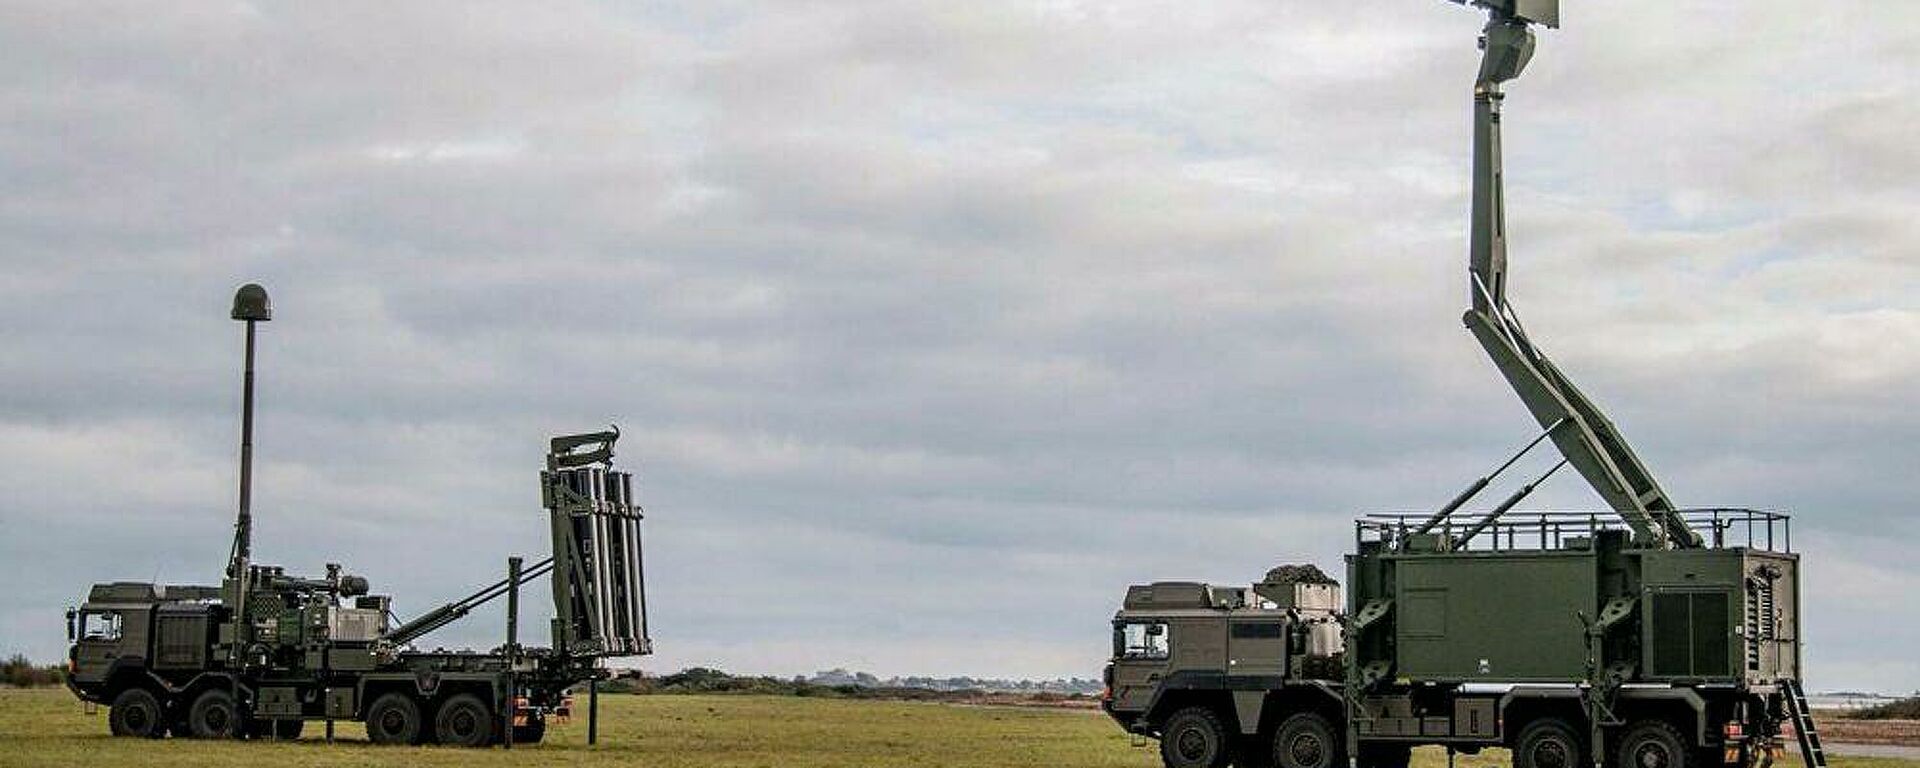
[
  {"x1": 188, "y1": 689, "x2": 244, "y2": 739},
  {"x1": 433, "y1": 693, "x2": 495, "y2": 748},
  {"x1": 511, "y1": 717, "x2": 547, "y2": 745},
  {"x1": 365, "y1": 692, "x2": 424, "y2": 745},
  {"x1": 1618, "y1": 720, "x2": 1693, "y2": 768},
  {"x1": 1515, "y1": 718, "x2": 1586, "y2": 768},
  {"x1": 1272, "y1": 713, "x2": 1344, "y2": 768},
  {"x1": 1161, "y1": 706, "x2": 1232, "y2": 768},
  {"x1": 1357, "y1": 743, "x2": 1413, "y2": 768},
  {"x1": 109, "y1": 688, "x2": 166, "y2": 738}
]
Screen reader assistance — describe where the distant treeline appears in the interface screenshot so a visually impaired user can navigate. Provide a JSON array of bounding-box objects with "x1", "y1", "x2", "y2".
[
  {"x1": 805, "y1": 667, "x2": 1100, "y2": 695},
  {"x1": 604, "y1": 667, "x2": 1091, "y2": 704},
  {"x1": 2, "y1": 655, "x2": 65, "y2": 688},
  {"x1": 1846, "y1": 695, "x2": 1920, "y2": 720}
]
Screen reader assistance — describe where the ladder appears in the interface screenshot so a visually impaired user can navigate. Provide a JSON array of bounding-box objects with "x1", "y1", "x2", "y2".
[{"x1": 1783, "y1": 679, "x2": 1828, "y2": 768}]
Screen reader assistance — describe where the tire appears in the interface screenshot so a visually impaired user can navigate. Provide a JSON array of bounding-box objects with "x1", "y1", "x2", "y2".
[
  {"x1": 1272, "y1": 713, "x2": 1344, "y2": 768},
  {"x1": 1515, "y1": 717, "x2": 1587, "y2": 768},
  {"x1": 365, "y1": 692, "x2": 424, "y2": 745},
  {"x1": 1357, "y1": 743, "x2": 1413, "y2": 768},
  {"x1": 1160, "y1": 706, "x2": 1232, "y2": 768},
  {"x1": 188, "y1": 688, "x2": 244, "y2": 739},
  {"x1": 432, "y1": 693, "x2": 495, "y2": 748},
  {"x1": 511, "y1": 717, "x2": 546, "y2": 745},
  {"x1": 109, "y1": 688, "x2": 167, "y2": 739},
  {"x1": 1618, "y1": 720, "x2": 1694, "y2": 768}
]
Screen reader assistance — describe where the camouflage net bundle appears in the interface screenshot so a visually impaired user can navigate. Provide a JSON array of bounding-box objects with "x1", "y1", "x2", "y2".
[{"x1": 1262, "y1": 564, "x2": 1336, "y2": 586}]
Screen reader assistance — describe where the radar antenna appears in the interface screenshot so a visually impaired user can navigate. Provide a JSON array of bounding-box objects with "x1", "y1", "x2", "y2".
[{"x1": 1448, "y1": 0, "x2": 1701, "y2": 548}]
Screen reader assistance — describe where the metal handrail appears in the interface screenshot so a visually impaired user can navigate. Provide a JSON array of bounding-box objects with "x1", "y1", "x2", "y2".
[{"x1": 1356, "y1": 508, "x2": 1792, "y2": 553}]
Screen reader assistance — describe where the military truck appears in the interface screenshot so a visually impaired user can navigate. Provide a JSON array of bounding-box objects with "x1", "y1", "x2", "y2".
[
  {"x1": 1107, "y1": 512, "x2": 1807, "y2": 768},
  {"x1": 1101, "y1": 3, "x2": 1825, "y2": 768},
  {"x1": 63, "y1": 285, "x2": 651, "y2": 747}
]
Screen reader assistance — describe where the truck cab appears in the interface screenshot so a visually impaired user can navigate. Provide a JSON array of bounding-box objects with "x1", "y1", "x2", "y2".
[
  {"x1": 66, "y1": 584, "x2": 162, "y2": 692},
  {"x1": 1103, "y1": 569, "x2": 1345, "y2": 768}
]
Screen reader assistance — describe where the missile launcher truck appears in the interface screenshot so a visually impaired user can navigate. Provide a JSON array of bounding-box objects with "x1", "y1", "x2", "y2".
[
  {"x1": 1102, "y1": 3, "x2": 1825, "y2": 768},
  {"x1": 63, "y1": 285, "x2": 651, "y2": 747}
]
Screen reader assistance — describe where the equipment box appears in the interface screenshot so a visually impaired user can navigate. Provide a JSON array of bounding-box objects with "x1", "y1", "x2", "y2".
[
  {"x1": 256, "y1": 687, "x2": 300, "y2": 717},
  {"x1": 1358, "y1": 717, "x2": 1419, "y2": 737},
  {"x1": 325, "y1": 688, "x2": 355, "y2": 719},
  {"x1": 1454, "y1": 699, "x2": 1497, "y2": 738}
]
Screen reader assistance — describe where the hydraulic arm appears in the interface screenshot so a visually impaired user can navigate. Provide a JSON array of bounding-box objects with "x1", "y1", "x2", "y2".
[
  {"x1": 1452, "y1": 0, "x2": 1701, "y2": 548},
  {"x1": 384, "y1": 557, "x2": 556, "y2": 646}
]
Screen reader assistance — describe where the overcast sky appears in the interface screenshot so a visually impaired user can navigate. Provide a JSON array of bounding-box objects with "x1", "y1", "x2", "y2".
[{"x1": 1, "y1": 1, "x2": 1914, "y2": 692}]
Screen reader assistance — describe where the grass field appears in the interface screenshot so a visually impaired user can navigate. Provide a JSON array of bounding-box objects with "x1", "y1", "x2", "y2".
[{"x1": 2, "y1": 687, "x2": 1915, "y2": 768}]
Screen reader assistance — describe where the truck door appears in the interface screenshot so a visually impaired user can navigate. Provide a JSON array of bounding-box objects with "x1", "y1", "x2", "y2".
[
  {"x1": 72, "y1": 609, "x2": 129, "y2": 684},
  {"x1": 1111, "y1": 620, "x2": 1171, "y2": 713},
  {"x1": 1228, "y1": 618, "x2": 1287, "y2": 678}
]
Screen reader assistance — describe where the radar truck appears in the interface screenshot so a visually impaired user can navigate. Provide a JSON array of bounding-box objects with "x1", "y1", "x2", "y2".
[
  {"x1": 1101, "y1": 4, "x2": 1825, "y2": 768},
  {"x1": 64, "y1": 284, "x2": 652, "y2": 747}
]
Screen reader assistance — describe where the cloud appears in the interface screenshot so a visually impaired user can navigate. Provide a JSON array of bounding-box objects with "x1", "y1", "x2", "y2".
[{"x1": 0, "y1": 1, "x2": 1914, "y2": 691}]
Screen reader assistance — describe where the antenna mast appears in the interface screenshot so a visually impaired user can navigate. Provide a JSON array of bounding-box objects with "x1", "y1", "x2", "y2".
[
  {"x1": 229, "y1": 283, "x2": 272, "y2": 576},
  {"x1": 1448, "y1": 0, "x2": 1702, "y2": 548}
]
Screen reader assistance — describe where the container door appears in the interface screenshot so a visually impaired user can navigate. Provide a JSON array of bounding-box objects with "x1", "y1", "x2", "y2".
[
  {"x1": 1646, "y1": 588, "x2": 1733, "y2": 679},
  {"x1": 1228, "y1": 619, "x2": 1287, "y2": 678}
]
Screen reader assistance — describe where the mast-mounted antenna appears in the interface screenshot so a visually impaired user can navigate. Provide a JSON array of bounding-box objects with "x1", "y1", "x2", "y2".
[
  {"x1": 229, "y1": 283, "x2": 271, "y2": 577},
  {"x1": 1446, "y1": 0, "x2": 1702, "y2": 548}
]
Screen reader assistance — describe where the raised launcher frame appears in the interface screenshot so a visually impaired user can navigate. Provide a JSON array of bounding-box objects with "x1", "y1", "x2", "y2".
[
  {"x1": 1346, "y1": 509, "x2": 1801, "y2": 759},
  {"x1": 543, "y1": 429, "x2": 651, "y2": 658}
]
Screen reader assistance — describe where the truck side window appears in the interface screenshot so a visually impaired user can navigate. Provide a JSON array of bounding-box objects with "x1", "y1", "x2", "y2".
[
  {"x1": 81, "y1": 612, "x2": 122, "y2": 642},
  {"x1": 1117, "y1": 622, "x2": 1170, "y2": 660}
]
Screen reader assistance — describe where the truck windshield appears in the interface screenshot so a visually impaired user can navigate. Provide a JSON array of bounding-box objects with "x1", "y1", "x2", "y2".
[
  {"x1": 80, "y1": 612, "x2": 122, "y2": 642},
  {"x1": 1116, "y1": 622, "x2": 1170, "y2": 660}
]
